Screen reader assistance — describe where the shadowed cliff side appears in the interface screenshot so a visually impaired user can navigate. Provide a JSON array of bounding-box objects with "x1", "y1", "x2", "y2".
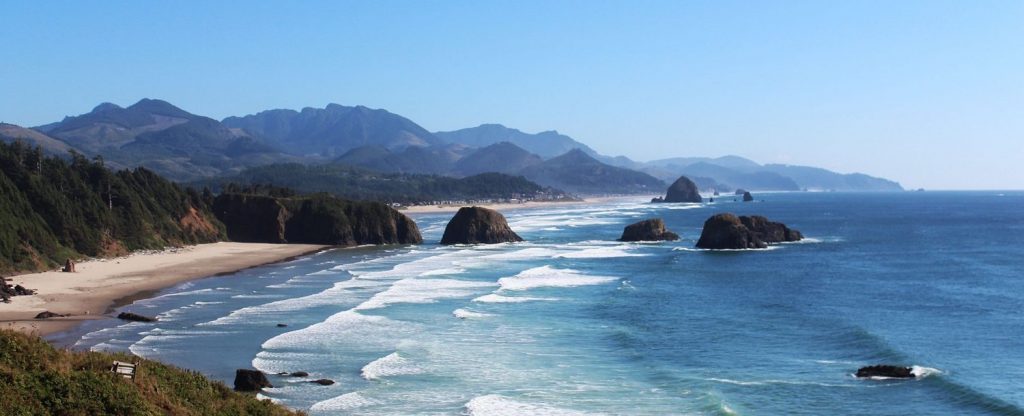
[{"x1": 213, "y1": 192, "x2": 422, "y2": 246}]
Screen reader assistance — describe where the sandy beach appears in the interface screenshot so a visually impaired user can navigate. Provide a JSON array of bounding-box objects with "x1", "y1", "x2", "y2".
[
  {"x1": 400, "y1": 195, "x2": 652, "y2": 214},
  {"x1": 0, "y1": 242, "x2": 328, "y2": 336}
]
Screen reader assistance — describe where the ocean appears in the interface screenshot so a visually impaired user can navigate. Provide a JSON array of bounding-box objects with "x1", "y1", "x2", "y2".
[{"x1": 60, "y1": 191, "x2": 1024, "y2": 415}]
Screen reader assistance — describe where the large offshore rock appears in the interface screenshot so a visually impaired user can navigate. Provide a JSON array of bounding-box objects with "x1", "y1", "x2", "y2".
[
  {"x1": 662, "y1": 176, "x2": 702, "y2": 203},
  {"x1": 440, "y1": 207, "x2": 523, "y2": 245},
  {"x1": 739, "y1": 215, "x2": 803, "y2": 243},
  {"x1": 233, "y1": 369, "x2": 273, "y2": 392},
  {"x1": 695, "y1": 213, "x2": 803, "y2": 249},
  {"x1": 619, "y1": 219, "x2": 680, "y2": 242}
]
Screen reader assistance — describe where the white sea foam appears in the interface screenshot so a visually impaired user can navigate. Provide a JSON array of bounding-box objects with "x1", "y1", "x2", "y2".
[
  {"x1": 555, "y1": 245, "x2": 651, "y2": 259},
  {"x1": 465, "y1": 394, "x2": 595, "y2": 416},
  {"x1": 260, "y1": 310, "x2": 410, "y2": 351},
  {"x1": 480, "y1": 247, "x2": 563, "y2": 261},
  {"x1": 361, "y1": 352, "x2": 423, "y2": 380},
  {"x1": 911, "y1": 366, "x2": 942, "y2": 378},
  {"x1": 203, "y1": 278, "x2": 389, "y2": 326},
  {"x1": 672, "y1": 246, "x2": 781, "y2": 252},
  {"x1": 453, "y1": 308, "x2": 493, "y2": 319},
  {"x1": 472, "y1": 294, "x2": 556, "y2": 303},
  {"x1": 497, "y1": 266, "x2": 618, "y2": 291},
  {"x1": 420, "y1": 267, "x2": 467, "y2": 276},
  {"x1": 310, "y1": 392, "x2": 380, "y2": 412},
  {"x1": 354, "y1": 278, "x2": 495, "y2": 310}
]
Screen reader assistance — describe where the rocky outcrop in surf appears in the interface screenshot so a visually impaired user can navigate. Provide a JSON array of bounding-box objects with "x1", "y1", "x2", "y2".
[
  {"x1": 233, "y1": 369, "x2": 273, "y2": 391},
  {"x1": 440, "y1": 207, "x2": 523, "y2": 245},
  {"x1": 213, "y1": 193, "x2": 422, "y2": 246},
  {"x1": 855, "y1": 365, "x2": 915, "y2": 379},
  {"x1": 742, "y1": 191, "x2": 754, "y2": 202},
  {"x1": 659, "y1": 176, "x2": 702, "y2": 203},
  {"x1": 695, "y1": 213, "x2": 802, "y2": 249},
  {"x1": 117, "y1": 312, "x2": 157, "y2": 322},
  {"x1": 619, "y1": 219, "x2": 680, "y2": 242},
  {"x1": 1, "y1": 277, "x2": 34, "y2": 303}
]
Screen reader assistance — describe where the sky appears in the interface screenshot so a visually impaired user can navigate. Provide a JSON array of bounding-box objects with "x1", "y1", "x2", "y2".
[{"x1": 1, "y1": 1, "x2": 1021, "y2": 190}]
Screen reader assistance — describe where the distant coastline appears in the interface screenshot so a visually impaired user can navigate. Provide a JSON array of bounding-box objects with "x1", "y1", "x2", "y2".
[{"x1": 0, "y1": 242, "x2": 329, "y2": 336}]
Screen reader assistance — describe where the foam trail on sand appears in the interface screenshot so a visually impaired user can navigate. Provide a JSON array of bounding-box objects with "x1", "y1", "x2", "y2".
[{"x1": 465, "y1": 394, "x2": 596, "y2": 416}]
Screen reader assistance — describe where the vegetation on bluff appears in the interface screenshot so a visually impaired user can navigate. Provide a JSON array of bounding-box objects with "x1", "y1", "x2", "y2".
[
  {"x1": 0, "y1": 141, "x2": 224, "y2": 275},
  {"x1": 195, "y1": 163, "x2": 569, "y2": 203},
  {"x1": 0, "y1": 329, "x2": 301, "y2": 416}
]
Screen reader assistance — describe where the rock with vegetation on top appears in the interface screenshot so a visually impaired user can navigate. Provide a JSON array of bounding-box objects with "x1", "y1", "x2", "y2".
[
  {"x1": 117, "y1": 312, "x2": 157, "y2": 322},
  {"x1": 234, "y1": 369, "x2": 273, "y2": 391},
  {"x1": 619, "y1": 219, "x2": 680, "y2": 242},
  {"x1": 855, "y1": 365, "x2": 915, "y2": 379},
  {"x1": 695, "y1": 213, "x2": 803, "y2": 249},
  {"x1": 742, "y1": 191, "x2": 754, "y2": 202},
  {"x1": 661, "y1": 176, "x2": 702, "y2": 203},
  {"x1": 440, "y1": 207, "x2": 524, "y2": 245}
]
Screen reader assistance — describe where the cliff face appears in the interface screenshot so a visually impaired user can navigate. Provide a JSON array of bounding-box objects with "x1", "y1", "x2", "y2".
[{"x1": 212, "y1": 193, "x2": 422, "y2": 246}]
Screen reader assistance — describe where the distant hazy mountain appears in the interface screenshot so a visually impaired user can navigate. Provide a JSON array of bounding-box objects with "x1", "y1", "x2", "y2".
[
  {"x1": 0, "y1": 123, "x2": 74, "y2": 156},
  {"x1": 223, "y1": 104, "x2": 442, "y2": 157},
  {"x1": 334, "y1": 144, "x2": 464, "y2": 175},
  {"x1": 761, "y1": 164, "x2": 902, "y2": 191},
  {"x1": 518, "y1": 149, "x2": 664, "y2": 194},
  {"x1": 435, "y1": 124, "x2": 598, "y2": 159},
  {"x1": 30, "y1": 99, "x2": 296, "y2": 181},
  {"x1": 453, "y1": 142, "x2": 544, "y2": 176}
]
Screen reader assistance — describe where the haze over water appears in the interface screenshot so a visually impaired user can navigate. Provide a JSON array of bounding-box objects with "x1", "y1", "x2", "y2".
[{"x1": 61, "y1": 191, "x2": 1024, "y2": 415}]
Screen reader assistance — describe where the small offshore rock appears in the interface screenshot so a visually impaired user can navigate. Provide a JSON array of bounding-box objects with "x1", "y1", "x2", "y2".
[
  {"x1": 234, "y1": 369, "x2": 273, "y2": 391},
  {"x1": 311, "y1": 378, "x2": 335, "y2": 385},
  {"x1": 276, "y1": 323, "x2": 288, "y2": 327},
  {"x1": 290, "y1": 371, "x2": 309, "y2": 377},
  {"x1": 116, "y1": 312, "x2": 157, "y2": 322},
  {"x1": 855, "y1": 365, "x2": 915, "y2": 379},
  {"x1": 742, "y1": 191, "x2": 754, "y2": 202},
  {"x1": 619, "y1": 219, "x2": 680, "y2": 242}
]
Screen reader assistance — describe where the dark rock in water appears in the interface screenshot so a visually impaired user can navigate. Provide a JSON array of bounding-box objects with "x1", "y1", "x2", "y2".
[
  {"x1": 234, "y1": 369, "x2": 273, "y2": 391},
  {"x1": 116, "y1": 312, "x2": 157, "y2": 322},
  {"x1": 440, "y1": 207, "x2": 523, "y2": 245},
  {"x1": 34, "y1": 311, "x2": 66, "y2": 319},
  {"x1": 713, "y1": 190, "x2": 720, "y2": 196},
  {"x1": 695, "y1": 213, "x2": 804, "y2": 249},
  {"x1": 650, "y1": 197, "x2": 664, "y2": 203},
  {"x1": 734, "y1": 189, "x2": 747, "y2": 195},
  {"x1": 276, "y1": 323, "x2": 288, "y2": 327},
  {"x1": 856, "y1": 365, "x2": 915, "y2": 379},
  {"x1": 661, "y1": 176, "x2": 702, "y2": 203},
  {"x1": 739, "y1": 215, "x2": 803, "y2": 243},
  {"x1": 290, "y1": 371, "x2": 309, "y2": 377},
  {"x1": 619, "y1": 219, "x2": 680, "y2": 242},
  {"x1": 695, "y1": 213, "x2": 766, "y2": 249},
  {"x1": 310, "y1": 378, "x2": 335, "y2": 385},
  {"x1": 742, "y1": 191, "x2": 754, "y2": 202}
]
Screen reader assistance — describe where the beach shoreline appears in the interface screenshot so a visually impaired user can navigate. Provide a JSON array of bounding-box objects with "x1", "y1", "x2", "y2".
[
  {"x1": 0, "y1": 242, "x2": 330, "y2": 337},
  {"x1": 400, "y1": 195, "x2": 654, "y2": 214}
]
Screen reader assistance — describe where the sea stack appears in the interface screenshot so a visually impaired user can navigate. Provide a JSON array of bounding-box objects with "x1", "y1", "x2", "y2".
[
  {"x1": 661, "y1": 176, "x2": 702, "y2": 203},
  {"x1": 695, "y1": 213, "x2": 803, "y2": 249},
  {"x1": 440, "y1": 206, "x2": 523, "y2": 245},
  {"x1": 742, "y1": 191, "x2": 754, "y2": 202},
  {"x1": 619, "y1": 219, "x2": 680, "y2": 242}
]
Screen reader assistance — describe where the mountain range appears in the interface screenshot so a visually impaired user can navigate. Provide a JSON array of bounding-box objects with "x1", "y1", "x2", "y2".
[{"x1": 1, "y1": 98, "x2": 903, "y2": 195}]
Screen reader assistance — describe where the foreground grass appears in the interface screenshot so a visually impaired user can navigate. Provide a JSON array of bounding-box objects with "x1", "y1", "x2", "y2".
[{"x1": 0, "y1": 330, "x2": 303, "y2": 416}]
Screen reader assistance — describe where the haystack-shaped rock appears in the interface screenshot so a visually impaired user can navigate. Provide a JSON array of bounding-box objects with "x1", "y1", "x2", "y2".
[
  {"x1": 619, "y1": 219, "x2": 679, "y2": 242},
  {"x1": 440, "y1": 207, "x2": 523, "y2": 245},
  {"x1": 662, "y1": 176, "x2": 702, "y2": 203},
  {"x1": 742, "y1": 191, "x2": 754, "y2": 202},
  {"x1": 695, "y1": 213, "x2": 803, "y2": 249}
]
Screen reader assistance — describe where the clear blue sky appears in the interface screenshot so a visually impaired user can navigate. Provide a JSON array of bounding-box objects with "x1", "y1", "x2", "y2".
[{"x1": 2, "y1": 1, "x2": 1021, "y2": 189}]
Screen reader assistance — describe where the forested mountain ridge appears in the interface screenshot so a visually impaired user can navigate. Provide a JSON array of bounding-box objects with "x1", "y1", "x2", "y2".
[{"x1": 0, "y1": 140, "x2": 224, "y2": 275}]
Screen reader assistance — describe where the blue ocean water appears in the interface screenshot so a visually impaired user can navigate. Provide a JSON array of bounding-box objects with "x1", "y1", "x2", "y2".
[{"x1": 63, "y1": 192, "x2": 1024, "y2": 415}]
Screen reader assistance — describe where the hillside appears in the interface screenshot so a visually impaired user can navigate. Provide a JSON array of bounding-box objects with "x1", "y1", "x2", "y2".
[
  {"x1": 196, "y1": 164, "x2": 569, "y2": 204},
  {"x1": 0, "y1": 329, "x2": 300, "y2": 416},
  {"x1": 29, "y1": 99, "x2": 297, "y2": 181},
  {"x1": 0, "y1": 140, "x2": 224, "y2": 275},
  {"x1": 518, "y1": 149, "x2": 665, "y2": 194},
  {"x1": 333, "y1": 144, "x2": 465, "y2": 175},
  {"x1": 223, "y1": 104, "x2": 442, "y2": 157},
  {"x1": 639, "y1": 156, "x2": 901, "y2": 192},
  {"x1": 452, "y1": 141, "x2": 544, "y2": 176},
  {"x1": 435, "y1": 124, "x2": 598, "y2": 159}
]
